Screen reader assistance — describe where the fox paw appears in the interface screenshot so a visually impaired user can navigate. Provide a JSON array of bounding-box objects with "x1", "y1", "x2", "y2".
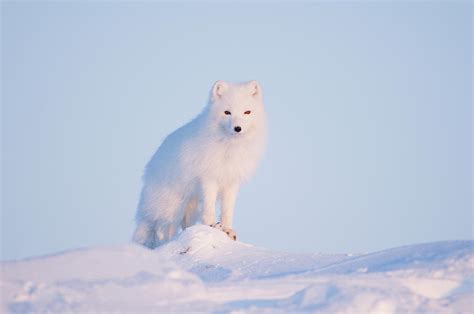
[
  {"x1": 209, "y1": 222, "x2": 221, "y2": 229},
  {"x1": 223, "y1": 228, "x2": 237, "y2": 241},
  {"x1": 209, "y1": 222, "x2": 237, "y2": 241}
]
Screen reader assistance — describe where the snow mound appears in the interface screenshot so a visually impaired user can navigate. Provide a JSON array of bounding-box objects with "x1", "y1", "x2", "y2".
[{"x1": 1, "y1": 225, "x2": 473, "y2": 313}]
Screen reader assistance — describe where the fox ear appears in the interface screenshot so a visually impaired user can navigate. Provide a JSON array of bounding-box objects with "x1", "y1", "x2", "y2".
[
  {"x1": 212, "y1": 80, "x2": 229, "y2": 99},
  {"x1": 248, "y1": 80, "x2": 261, "y2": 97}
]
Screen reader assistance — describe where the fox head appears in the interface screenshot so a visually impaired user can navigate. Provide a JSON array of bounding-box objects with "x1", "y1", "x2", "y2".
[{"x1": 207, "y1": 80, "x2": 265, "y2": 137}]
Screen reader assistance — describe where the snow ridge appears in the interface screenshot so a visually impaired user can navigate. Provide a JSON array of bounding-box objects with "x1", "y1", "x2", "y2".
[{"x1": 1, "y1": 226, "x2": 473, "y2": 313}]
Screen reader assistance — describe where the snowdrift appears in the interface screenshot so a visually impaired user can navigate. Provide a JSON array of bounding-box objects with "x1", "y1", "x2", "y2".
[{"x1": 1, "y1": 226, "x2": 473, "y2": 313}]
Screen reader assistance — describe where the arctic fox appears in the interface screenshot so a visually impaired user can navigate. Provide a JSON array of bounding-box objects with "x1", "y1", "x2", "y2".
[{"x1": 133, "y1": 80, "x2": 267, "y2": 248}]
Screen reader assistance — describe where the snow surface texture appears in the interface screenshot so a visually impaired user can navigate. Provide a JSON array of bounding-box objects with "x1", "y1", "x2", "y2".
[{"x1": 1, "y1": 226, "x2": 473, "y2": 313}]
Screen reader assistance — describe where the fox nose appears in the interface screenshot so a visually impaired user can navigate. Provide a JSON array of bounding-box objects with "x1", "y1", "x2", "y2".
[{"x1": 234, "y1": 126, "x2": 242, "y2": 133}]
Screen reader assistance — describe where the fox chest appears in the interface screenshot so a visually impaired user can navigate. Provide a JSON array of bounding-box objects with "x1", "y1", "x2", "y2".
[{"x1": 195, "y1": 142, "x2": 257, "y2": 184}]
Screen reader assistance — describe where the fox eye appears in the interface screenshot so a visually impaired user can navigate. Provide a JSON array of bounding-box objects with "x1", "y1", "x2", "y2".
[
  {"x1": 224, "y1": 111, "x2": 231, "y2": 115},
  {"x1": 244, "y1": 110, "x2": 251, "y2": 115}
]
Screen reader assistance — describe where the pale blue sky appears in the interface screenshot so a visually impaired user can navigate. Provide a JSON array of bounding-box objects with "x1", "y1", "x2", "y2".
[{"x1": 2, "y1": 2, "x2": 472, "y2": 260}]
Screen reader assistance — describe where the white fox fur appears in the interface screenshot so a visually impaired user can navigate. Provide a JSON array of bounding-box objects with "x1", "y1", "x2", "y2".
[{"x1": 133, "y1": 80, "x2": 267, "y2": 248}]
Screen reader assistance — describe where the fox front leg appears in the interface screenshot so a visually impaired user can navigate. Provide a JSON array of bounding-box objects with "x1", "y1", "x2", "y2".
[
  {"x1": 220, "y1": 185, "x2": 239, "y2": 240},
  {"x1": 200, "y1": 182, "x2": 218, "y2": 226}
]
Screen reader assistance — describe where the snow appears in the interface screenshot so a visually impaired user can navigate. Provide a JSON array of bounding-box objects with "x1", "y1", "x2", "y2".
[{"x1": 1, "y1": 226, "x2": 473, "y2": 313}]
